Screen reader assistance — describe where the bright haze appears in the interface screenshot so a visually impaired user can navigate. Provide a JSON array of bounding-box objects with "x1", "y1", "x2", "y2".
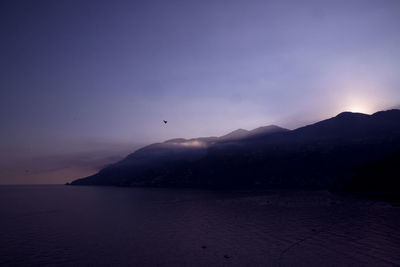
[{"x1": 1, "y1": 0, "x2": 400, "y2": 184}]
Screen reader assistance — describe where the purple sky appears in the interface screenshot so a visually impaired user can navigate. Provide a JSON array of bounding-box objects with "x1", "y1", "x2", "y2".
[{"x1": 1, "y1": 0, "x2": 400, "y2": 183}]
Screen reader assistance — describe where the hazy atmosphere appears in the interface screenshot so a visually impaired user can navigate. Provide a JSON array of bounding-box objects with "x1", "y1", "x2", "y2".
[
  {"x1": 2, "y1": 1, "x2": 400, "y2": 267},
  {"x1": 1, "y1": 0, "x2": 400, "y2": 184}
]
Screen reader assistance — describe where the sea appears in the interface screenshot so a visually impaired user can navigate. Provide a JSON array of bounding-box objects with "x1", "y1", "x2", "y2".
[{"x1": 1, "y1": 185, "x2": 399, "y2": 266}]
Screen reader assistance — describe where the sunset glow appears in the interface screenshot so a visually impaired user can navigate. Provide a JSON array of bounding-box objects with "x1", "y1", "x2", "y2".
[{"x1": 343, "y1": 96, "x2": 376, "y2": 114}]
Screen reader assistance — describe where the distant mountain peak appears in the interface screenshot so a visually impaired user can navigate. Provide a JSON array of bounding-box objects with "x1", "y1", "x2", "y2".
[
  {"x1": 372, "y1": 109, "x2": 400, "y2": 117},
  {"x1": 218, "y1": 125, "x2": 288, "y2": 142},
  {"x1": 230, "y1": 128, "x2": 249, "y2": 133},
  {"x1": 334, "y1": 109, "x2": 400, "y2": 121},
  {"x1": 335, "y1": 111, "x2": 369, "y2": 118},
  {"x1": 219, "y1": 128, "x2": 250, "y2": 141}
]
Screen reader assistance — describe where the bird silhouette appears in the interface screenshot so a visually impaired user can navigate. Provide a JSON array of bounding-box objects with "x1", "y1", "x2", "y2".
[{"x1": 163, "y1": 120, "x2": 168, "y2": 124}]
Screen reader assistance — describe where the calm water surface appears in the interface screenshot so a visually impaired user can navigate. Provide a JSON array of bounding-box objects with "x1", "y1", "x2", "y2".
[{"x1": 0, "y1": 185, "x2": 399, "y2": 266}]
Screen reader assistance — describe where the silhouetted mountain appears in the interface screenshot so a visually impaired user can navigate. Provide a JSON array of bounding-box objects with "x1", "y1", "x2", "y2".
[
  {"x1": 70, "y1": 110, "x2": 400, "y2": 191},
  {"x1": 70, "y1": 125, "x2": 288, "y2": 186}
]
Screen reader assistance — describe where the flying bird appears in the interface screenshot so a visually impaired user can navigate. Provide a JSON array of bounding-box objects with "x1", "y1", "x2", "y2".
[{"x1": 163, "y1": 120, "x2": 168, "y2": 124}]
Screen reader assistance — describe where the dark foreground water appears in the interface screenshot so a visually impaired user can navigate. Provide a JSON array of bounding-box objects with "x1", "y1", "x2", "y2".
[{"x1": 0, "y1": 185, "x2": 399, "y2": 266}]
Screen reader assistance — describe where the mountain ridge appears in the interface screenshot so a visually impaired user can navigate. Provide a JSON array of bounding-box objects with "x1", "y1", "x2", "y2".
[{"x1": 70, "y1": 109, "x2": 400, "y2": 191}]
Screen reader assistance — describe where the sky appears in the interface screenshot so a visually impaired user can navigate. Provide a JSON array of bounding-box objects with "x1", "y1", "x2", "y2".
[{"x1": 1, "y1": 0, "x2": 400, "y2": 183}]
